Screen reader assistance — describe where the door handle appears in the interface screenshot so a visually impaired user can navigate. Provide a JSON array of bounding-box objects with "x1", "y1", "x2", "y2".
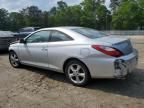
[{"x1": 41, "y1": 47, "x2": 48, "y2": 51}]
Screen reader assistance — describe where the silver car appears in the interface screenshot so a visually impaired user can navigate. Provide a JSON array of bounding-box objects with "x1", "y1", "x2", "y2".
[{"x1": 9, "y1": 27, "x2": 138, "y2": 86}]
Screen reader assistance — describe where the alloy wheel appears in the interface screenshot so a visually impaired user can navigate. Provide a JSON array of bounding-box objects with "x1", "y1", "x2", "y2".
[
  {"x1": 68, "y1": 64, "x2": 86, "y2": 84},
  {"x1": 9, "y1": 52, "x2": 20, "y2": 67}
]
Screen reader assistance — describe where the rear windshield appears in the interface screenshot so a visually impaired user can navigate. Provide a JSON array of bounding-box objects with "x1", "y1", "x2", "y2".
[
  {"x1": 34, "y1": 27, "x2": 41, "y2": 31},
  {"x1": 71, "y1": 28, "x2": 108, "y2": 39}
]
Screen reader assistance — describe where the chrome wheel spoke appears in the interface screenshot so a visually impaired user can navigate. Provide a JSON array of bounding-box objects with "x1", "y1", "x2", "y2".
[
  {"x1": 15, "y1": 58, "x2": 19, "y2": 61},
  {"x1": 76, "y1": 76, "x2": 80, "y2": 82},
  {"x1": 10, "y1": 55, "x2": 15, "y2": 60},
  {"x1": 69, "y1": 73, "x2": 75, "y2": 78},
  {"x1": 76, "y1": 65, "x2": 81, "y2": 71},
  {"x1": 78, "y1": 73, "x2": 85, "y2": 78},
  {"x1": 70, "y1": 66, "x2": 76, "y2": 71}
]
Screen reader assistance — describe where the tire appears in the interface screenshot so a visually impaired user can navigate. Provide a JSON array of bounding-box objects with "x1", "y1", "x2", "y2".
[
  {"x1": 9, "y1": 51, "x2": 21, "y2": 68},
  {"x1": 65, "y1": 60, "x2": 91, "y2": 86}
]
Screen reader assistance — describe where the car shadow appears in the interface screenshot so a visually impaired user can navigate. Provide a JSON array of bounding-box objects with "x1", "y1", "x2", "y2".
[
  {"x1": 21, "y1": 65, "x2": 144, "y2": 99},
  {"x1": 86, "y1": 68, "x2": 144, "y2": 99},
  {"x1": 0, "y1": 50, "x2": 8, "y2": 55},
  {"x1": 21, "y1": 65, "x2": 68, "y2": 83}
]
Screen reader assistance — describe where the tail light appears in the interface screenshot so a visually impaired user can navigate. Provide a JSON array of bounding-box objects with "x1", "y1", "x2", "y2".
[{"x1": 92, "y1": 45, "x2": 123, "y2": 57}]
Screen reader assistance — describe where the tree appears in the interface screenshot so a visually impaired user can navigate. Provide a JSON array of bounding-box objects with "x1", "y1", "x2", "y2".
[
  {"x1": 96, "y1": 5, "x2": 112, "y2": 30},
  {"x1": 20, "y1": 6, "x2": 43, "y2": 27},
  {"x1": 138, "y1": 0, "x2": 144, "y2": 8},
  {"x1": 50, "y1": 7, "x2": 57, "y2": 15},
  {"x1": 57, "y1": 0, "x2": 68, "y2": 10},
  {"x1": 49, "y1": 1, "x2": 82, "y2": 27},
  {"x1": 41, "y1": 11, "x2": 49, "y2": 27},
  {"x1": 80, "y1": 0, "x2": 111, "y2": 30},
  {"x1": 53, "y1": 5, "x2": 82, "y2": 26},
  {"x1": 137, "y1": 0, "x2": 144, "y2": 29},
  {"x1": 1, "y1": 0, "x2": 143, "y2": 31},
  {"x1": 110, "y1": 0, "x2": 121, "y2": 13},
  {"x1": 68, "y1": 5, "x2": 82, "y2": 26},
  {"x1": 112, "y1": 0, "x2": 144, "y2": 30},
  {"x1": 0, "y1": 8, "x2": 9, "y2": 30},
  {"x1": 9, "y1": 12, "x2": 25, "y2": 31},
  {"x1": 80, "y1": 0, "x2": 96, "y2": 28}
]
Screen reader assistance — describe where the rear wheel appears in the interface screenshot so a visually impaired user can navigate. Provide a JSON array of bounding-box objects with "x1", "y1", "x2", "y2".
[
  {"x1": 9, "y1": 51, "x2": 21, "y2": 68},
  {"x1": 65, "y1": 60, "x2": 90, "y2": 86}
]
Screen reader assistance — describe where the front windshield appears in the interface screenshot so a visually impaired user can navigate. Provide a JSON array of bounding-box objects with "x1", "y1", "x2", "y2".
[{"x1": 71, "y1": 28, "x2": 108, "y2": 39}]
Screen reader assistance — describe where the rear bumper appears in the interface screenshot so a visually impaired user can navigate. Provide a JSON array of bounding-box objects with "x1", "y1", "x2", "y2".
[
  {"x1": 114, "y1": 49, "x2": 138, "y2": 78},
  {"x1": 81, "y1": 49, "x2": 138, "y2": 79}
]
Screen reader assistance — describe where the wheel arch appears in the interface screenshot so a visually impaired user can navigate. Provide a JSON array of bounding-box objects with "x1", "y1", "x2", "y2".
[
  {"x1": 9, "y1": 49, "x2": 15, "y2": 53},
  {"x1": 9, "y1": 50, "x2": 18, "y2": 56},
  {"x1": 63, "y1": 57, "x2": 91, "y2": 77}
]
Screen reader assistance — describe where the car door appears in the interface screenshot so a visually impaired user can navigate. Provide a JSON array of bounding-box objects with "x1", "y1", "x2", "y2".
[
  {"x1": 19, "y1": 30, "x2": 51, "y2": 68},
  {"x1": 47, "y1": 30, "x2": 74, "y2": 71}
]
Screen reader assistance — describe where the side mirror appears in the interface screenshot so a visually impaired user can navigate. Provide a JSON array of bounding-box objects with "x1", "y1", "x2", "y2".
[{"x1": 20, "y1": 39, "x2": 26, "y2": 44}]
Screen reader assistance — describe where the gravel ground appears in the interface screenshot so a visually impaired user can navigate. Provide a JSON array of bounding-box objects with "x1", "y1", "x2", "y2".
[{"x1": 0, "y1": 36, "x2": 144, "y2": 108}]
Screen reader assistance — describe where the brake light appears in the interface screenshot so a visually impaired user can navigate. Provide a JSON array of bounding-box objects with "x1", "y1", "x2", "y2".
[{"x1": 92, "y1": 45, "x2": 123, "y2": 57}]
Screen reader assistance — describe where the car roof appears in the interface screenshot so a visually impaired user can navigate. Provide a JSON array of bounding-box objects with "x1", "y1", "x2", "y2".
[
  {"x1": 39, "y1": 26, "x2": 83, "y2": 31},
  {"x1": 20, "y1": 27, "x2": 40, "y2": 29}
]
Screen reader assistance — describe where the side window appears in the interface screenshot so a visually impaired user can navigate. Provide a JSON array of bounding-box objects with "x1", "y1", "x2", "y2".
[
  {"x1": 26, "y1": 31, "x2": 50, "y2": 43},
  {"x1": 50, "y1": 31, "x2": 73, "y2": 42}
]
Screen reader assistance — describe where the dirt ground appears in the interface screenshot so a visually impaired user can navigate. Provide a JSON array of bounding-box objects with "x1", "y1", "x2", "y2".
[{"x1": 0, "y1": 36, "x2": 144, "y2": 108}]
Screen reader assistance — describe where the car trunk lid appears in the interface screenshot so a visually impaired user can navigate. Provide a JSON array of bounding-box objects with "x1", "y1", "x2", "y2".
[{"x1": 94, "y1": 36, "x2": 133, "y2": 55}]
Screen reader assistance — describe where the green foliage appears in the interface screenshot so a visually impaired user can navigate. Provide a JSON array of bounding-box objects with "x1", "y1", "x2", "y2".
[
  {"x1": 20, "y1": 6, "x2": 43, "y2": 27},
  {"x1": 0, "y1": 0, "x2": 143, "y2": 31},
  {"x1": 112, "y1": 0, "x2": 144, "y2": 30},
  {"x1": 138, "y1": 0, "x2": 144, "y2": 8},
  {"x1": 110, "y1": 0, "x2": 121, "y2": 12},
  {"x1": 80, "y1": 0, "x2": 111, "y2": 30},
  {"x1": 0, "y1": 8, "x2": 9, "y2": 30},
  {"x1": 9, "y1": 12, "x2": 25, "y2": 31}
]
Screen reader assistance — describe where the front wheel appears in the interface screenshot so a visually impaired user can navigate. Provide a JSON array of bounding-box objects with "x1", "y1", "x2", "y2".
[
  {"x1": 65, "y1": 60, "x2": 91, "y2": 86},
  {"x1": 9, "y1": 51, "x2": 21, "y2": 68}
]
